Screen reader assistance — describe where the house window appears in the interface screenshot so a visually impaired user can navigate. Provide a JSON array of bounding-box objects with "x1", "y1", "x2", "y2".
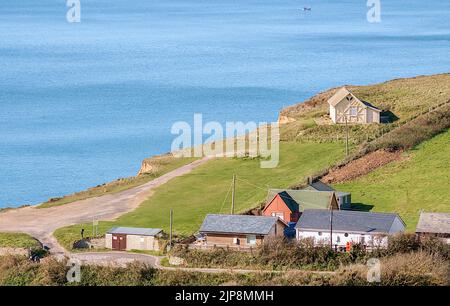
[
  {"x1": 344, "y1": 233, "x2": 349, "y2": 237},
  {"x1": 233, "y1": 237, "x2": 240, "y2": 245},
  {"x1": 336, "y1": 236, "x2": 341, "y2": 243},
  {"x1": 140, "y1": 237, "x2": 145, "y2": 243},
  {"x1": 271, "y1": 212, "x2": 284, "y2": 221},
  {"x1": 318, "y1": 232, "x2": 322, "y2": 236},
  {"x1": 246, "y1": 235, "x2": 257, "y2": 245},
  {"x1": 350, "y1": 106, "x2": 357, "y2": 116}
]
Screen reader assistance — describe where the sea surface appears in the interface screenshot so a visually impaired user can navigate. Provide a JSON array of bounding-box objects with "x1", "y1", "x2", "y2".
[{"x1": 1, "y1": 0, "x2": 449, "y2": 207}]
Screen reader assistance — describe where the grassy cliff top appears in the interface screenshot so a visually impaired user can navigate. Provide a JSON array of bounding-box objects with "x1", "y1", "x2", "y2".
[
  {"x1": 279, "y1": 73, "x2": 450, "y2": 145},
  {"x1": 281, "y1": 73, "x2": 450, "y2": 120}
]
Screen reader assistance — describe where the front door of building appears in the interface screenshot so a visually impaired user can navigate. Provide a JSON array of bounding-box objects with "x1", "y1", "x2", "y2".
[{"x1": 112, "y1": 234, "x2": 127, "y2": 250}]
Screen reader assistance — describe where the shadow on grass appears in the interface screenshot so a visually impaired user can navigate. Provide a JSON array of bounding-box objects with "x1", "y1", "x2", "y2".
[
  {"x1": 350, "y1": 203, "x2": 374, "y2": 212},
  {"x1": 380, "y1": 110, "x2": 400, "y2": 123}
]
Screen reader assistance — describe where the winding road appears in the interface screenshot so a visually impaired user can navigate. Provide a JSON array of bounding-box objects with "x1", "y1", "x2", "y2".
[{"x1": 0, "y1": 157, "x2": 211, "y2": 255}]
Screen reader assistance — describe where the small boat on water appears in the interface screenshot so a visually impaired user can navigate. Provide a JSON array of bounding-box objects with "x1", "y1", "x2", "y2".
[{"x1": 302, "y1": 7, "x2": 311, "y2": 11}]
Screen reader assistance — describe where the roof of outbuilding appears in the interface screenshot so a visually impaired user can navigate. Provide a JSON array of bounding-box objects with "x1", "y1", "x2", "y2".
[
  {"x1": 199, "y1": 214, "x2": 282, "y2": 235},
  {"x1": 107, "y1": 227, "x2": 162, "y2": 236},
  {"x1": 416, "y1": 212, "x2": 450, "y2": 234},
  {"x1": 267, "y1": 189, "x2": 337, "y2": 211},
  {"x1": 295, "y1": 209, "x2": 404, "y2": 234},
  {"x1": 305, "y1": 181, "x2": 335, "y2": 192}
]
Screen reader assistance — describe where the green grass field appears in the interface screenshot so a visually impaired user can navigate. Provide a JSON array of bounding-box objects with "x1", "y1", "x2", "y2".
[
  {"x1": 0, "y1": 233, "x2": 41, "y2": 249},
  {"x1": 54, "y1": 141, "x2": 349, "y2": 250},
  {"x1": 334, "y1": 129, "x2": 450, "y2": 230}
]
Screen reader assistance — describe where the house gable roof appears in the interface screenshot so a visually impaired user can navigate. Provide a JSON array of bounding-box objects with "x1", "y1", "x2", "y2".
[
  {"x1": 327, "y1": 87, "x2": 353, "y2": 107},
  {"x1": 327, "y1": 87, "x2": 382, "y2": 112},
  {"x1": 199, "y1": 214, "x2": 283, "y2": 235},
  {"x1": 267, "y1": 189, "x2": 338, "y2": 211},
  {"x1": 295, "y1": 209, "x2": 404, "y2": 234},
  {"x1": 416, "y1": 212, "x2": 450, "y2": 234},
  {"x1": 107, "y1": 227, "x2": 162, "y2": 236},
  {"x1": 264, "y1": 191, "x2": 299, "y2": 213}
]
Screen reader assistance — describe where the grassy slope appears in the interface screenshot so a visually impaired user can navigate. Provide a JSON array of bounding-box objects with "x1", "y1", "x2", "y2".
[
  {"x1": 0, "y1": 233, "x2": 41, "y2": 249},
  {"x1": 39, "y1": 156, "x2": 197, "y2": 208},
  {"x1": 55, "y1": 141, "x2": 349, "y2": 250},
  {"x1": 334, "y1": 129, "x2": 450, "y2": 230}
]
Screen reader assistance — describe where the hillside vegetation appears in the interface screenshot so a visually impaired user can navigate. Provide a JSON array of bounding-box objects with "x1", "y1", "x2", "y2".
[
  {"x1": 53, "y1": 73, "x2": 450, "y2": 250},
  {"x1": 0, "y1": 233, "x2": 41, "y2": 249},
  {"x1": 335, "y1": 128, "x2": 450, "y2": 230},
  {"x1": 280, "y1": 74, "x2": 450, "y2": 144}
]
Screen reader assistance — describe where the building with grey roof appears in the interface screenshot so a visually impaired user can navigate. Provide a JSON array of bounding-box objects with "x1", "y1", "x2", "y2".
[
  {"x1": 105, "y1": 227, "x2": 164, "y2": 251},
  {"x1": 295, "y1": 209, "x2": 405, "y2": 250},
  {"x1": 416, "y1": 212, "x2": 450, "y2": 244},
  {"x1": 107, "y1": 227, "x2": 163, "y2": 236},
  {"x1": 198, "y1": 214, "x2": 286, "y2": 248}
]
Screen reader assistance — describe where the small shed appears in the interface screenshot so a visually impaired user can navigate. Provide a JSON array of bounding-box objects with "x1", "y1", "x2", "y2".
[
  {"x1": 105, "y1": 227, "x2": 163, "y2": 251},
  {"x1": 416, "y1": 212, "x2": 450, "y2": 244}
]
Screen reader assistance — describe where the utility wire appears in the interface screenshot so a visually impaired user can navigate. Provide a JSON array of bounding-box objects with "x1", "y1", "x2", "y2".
[{"x1": 218, "y1": 179, "x2": 233, "y2": 214}]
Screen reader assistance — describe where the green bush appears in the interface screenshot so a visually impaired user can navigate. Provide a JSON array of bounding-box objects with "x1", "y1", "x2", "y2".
[
  {"x1": 172, "y1": 237, "x2": 369, "y2": 271},
  {"x1": 368, "y1": 105, "x2": 450, "y2": 152},
  {"x1": 386, "y1": 233, "x2": 421, "y2": 254}
]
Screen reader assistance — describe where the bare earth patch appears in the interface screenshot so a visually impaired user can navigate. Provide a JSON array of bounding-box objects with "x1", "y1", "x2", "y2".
[{"x1": 322, "y1": 150, "x2": 405, "y2": 184}]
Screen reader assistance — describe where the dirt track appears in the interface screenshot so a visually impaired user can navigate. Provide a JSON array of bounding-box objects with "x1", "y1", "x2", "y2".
[
  {"x1": 0, "y1": 157, "x2": 211, "y2": 254},
  {"x1": 322, "y1": 149, "x2": 404, "y2": 183}
]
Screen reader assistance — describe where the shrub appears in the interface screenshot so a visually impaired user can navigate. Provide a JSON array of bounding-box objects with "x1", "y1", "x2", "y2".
[
  {"x1": 387, "y1": 233, "x2": 421, "y2": 254},
  {"x1": 331, "y1": 252, "x2": 450, "y2": 286},
  {"x1": 172, "y1": 237, "x2": 369, "y2": 271},
  {"x1": 368, "y1": 105, "x2": 450, "y2": 152}
]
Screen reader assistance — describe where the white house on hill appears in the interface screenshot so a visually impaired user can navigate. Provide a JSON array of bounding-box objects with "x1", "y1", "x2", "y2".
[
  {"x1": 296, "y1": 209, "x2": 405, "y2": 250},
  {"x1": 328, "y1": 87, "x2": 382, "y2": 124}
]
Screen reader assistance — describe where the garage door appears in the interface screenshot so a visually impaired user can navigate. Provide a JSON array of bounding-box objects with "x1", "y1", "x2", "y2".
[{"x1": 112, "y1": 234, "x2": 127, "y2": 251}]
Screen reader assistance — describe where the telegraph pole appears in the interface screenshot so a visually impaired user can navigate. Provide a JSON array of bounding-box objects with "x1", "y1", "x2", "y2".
[
  {"x1": 169, "y1": 209, "x2": 173, "y2": 247},
  {"x1": 330, "y1": 207, "x2": 334, "y2": 250},
  {"x1": 231, "y1": 174, "x2": 236, "y2": 214},
  {"x1": 345, "y1": 116, "x2": 349, "y2": 157}
]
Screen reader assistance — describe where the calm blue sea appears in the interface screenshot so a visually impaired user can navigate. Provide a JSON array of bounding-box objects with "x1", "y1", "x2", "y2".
[{"x1": 0, "y1": 0, "x2": 449, "y2": 207}]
